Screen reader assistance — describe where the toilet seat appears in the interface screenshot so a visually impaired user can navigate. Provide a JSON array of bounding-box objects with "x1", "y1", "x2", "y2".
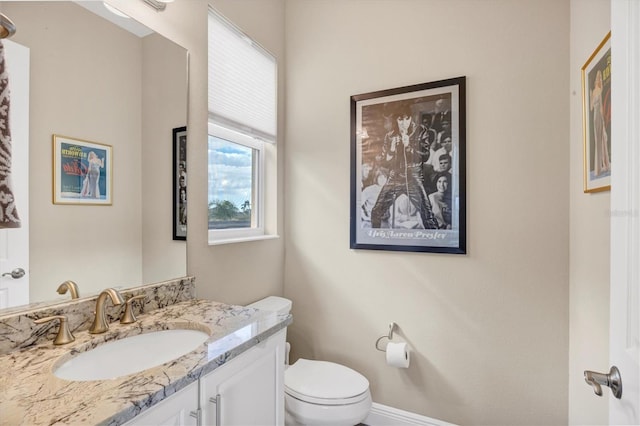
[{"x1": 285, "y1": 359, "x2": 370, "y2": 405}]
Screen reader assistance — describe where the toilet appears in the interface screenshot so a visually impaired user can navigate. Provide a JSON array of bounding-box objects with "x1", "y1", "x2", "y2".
[{"x1": 247, "y1": 296, "x2": 372, "y2": 426}]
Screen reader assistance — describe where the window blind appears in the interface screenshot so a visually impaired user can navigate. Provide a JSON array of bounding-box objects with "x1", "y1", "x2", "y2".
[{"x1": 208, "y1": 10, "x2": 277, "y2": 142}]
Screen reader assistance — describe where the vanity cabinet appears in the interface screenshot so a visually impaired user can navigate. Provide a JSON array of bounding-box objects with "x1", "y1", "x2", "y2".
[
  {"x1": 124, "y1": 381, "x2": 199, "y2": 426},
  {"x1": 124, "y1": 329, "x2": 286, "y2": 426},
  {"x1": 200, "y1": 329, "x2": 286, "y2": 425}
]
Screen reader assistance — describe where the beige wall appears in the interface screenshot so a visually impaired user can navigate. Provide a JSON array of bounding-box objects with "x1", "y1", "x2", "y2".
[
  {"x1": 188, "y1": 0, "x2": 287, "y2": 305},
  {"x1": 105, "y1": 0, "x2": 285, "y2": 305},
  {"x1": 79, "y1": 1, "x2": 608, "y2": 424},
  {"x1": 7, "y1": 1, "x2": 187, "y2": 304},
  {"x1": 568, "y1": 0, "x2": 611, "y2": 424},
  {"x1": 284, "y1": 1, "x2": 570, "y2": 425},
  {"x1": 8, "y1": 2, "x2": 144, "y2": 302},
  {"x1": 141, "y1": 33, "x2": 188, "y2": 284}
]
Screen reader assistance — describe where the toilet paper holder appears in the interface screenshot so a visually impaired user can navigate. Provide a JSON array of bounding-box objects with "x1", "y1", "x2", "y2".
[{"x1": 375, "y1": 322, "x2": 397, "y2": 352}]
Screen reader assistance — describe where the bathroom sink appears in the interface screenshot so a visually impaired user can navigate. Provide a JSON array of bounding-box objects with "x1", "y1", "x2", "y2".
[{"x1": 53, "y1": 328, "x2": 210, "y2": 381}]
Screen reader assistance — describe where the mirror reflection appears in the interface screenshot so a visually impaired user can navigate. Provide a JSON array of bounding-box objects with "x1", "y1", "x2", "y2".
[{"x1": 0, "y1": 1, "x2": 187, "y2": 312}]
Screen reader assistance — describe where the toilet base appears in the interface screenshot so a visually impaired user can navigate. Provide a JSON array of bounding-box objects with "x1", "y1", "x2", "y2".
[{"x1": 284, "y1": 391, "x2": 372, "y2": 426}]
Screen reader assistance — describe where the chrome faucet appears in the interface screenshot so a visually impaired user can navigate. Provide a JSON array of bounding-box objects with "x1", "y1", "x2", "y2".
[
  {"x1": 57, "y1": 280, "x2": 79, "y2": 299},
  {"x1": 89, "y1": 288, "x2": 124, "y2": 334}
]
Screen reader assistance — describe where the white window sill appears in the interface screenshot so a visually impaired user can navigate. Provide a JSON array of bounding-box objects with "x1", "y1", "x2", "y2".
[{"x1": 208, "y1": 234, "x2": 280, "y2": 246}]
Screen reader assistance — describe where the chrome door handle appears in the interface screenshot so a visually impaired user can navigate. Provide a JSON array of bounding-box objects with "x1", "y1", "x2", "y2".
[
  {"x1": 584, "y1": 366, "x2": 622, "y2": 399},
  {"x1": 2, "y1": 268, "x2": 25, "y2": 279},
  {"x1": 209, "y1": 394, "x2": 221, "y2": 425},
  {"x1": 188, "y1": 408, "x2": 200, "y2": 425}
]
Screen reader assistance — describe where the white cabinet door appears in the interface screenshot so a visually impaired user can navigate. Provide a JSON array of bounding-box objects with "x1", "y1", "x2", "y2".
[
  {"x1": 124, "y1": 381, "x2": 199, "y2": 426},
  {"x1": 201, "y1": 329, "x2": 286, "y2": 426},
  {"x1": 122, "y1": 329, "x2": 286, "y2": 426}
]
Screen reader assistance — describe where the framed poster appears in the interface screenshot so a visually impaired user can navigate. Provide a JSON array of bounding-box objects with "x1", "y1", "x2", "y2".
[
  {"x1": 173, "y1": 126, "x2": 187, "y2": 240},
  {"x1": 52, "y1": 135, "x2": 112, "y2": 205},
  {"x1": 350, "y1": 77, "x2": 466, "y2": 254},
  {"x1": 582, "y1": 32, "x2": 611, "y2": 193}
]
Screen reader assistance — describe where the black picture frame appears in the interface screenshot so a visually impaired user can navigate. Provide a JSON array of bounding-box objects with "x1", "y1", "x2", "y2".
[
  {"x1": 172, "y1": 126, "x2": 187, "y2": 241},
  {"x1": 350, "y1": 77, "x2": 466, "y2": 254}
]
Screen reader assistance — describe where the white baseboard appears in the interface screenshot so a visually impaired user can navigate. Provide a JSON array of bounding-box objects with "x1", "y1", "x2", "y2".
[{"x1": 364, "y1": 403, "x2": 457, "y2": 426}]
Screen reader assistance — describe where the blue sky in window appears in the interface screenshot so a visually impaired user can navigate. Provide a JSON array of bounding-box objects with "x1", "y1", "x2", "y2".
[{"x1": 208, "y1": 136, "x2": 253, "y2": 209}]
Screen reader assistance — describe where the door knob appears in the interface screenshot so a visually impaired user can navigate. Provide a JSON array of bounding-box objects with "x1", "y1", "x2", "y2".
[
  {"x1": 584, "y1": 366, "x2": 622, "y2": 399},
  {"x1": 2, "y1": 268, "x2": 25, "y2": 279}
]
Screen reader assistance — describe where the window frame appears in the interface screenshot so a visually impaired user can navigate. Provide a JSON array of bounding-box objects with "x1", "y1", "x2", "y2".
[{"x1": 208, "y1": 122, "x2": 266, "y2": 245}]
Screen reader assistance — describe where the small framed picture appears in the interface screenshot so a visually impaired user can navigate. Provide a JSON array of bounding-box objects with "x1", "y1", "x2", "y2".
[
  {"x1": 173, "y1": 126, "x2": 187, "y2": 240},
  {"x1": 582, "y1": 32, "x2": 611, "y2": 193},
  {"x1": 350, "y1": 77, "x2": 466, "y2": 254},
  {"x1": 52, "y1": 135, "x2": 112, "y2": 205}
]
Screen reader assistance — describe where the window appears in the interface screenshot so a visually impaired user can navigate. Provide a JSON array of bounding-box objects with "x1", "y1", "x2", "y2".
[
  {"x1": 208, "y1": 123, "x2": 264, "y2": 239},
  {"x1": 208, "y1": 9, "x2": 277, "y2": 244}
]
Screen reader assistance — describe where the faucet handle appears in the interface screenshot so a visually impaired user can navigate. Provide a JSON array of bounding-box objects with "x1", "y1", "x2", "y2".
[
  {"x1": 120, "y1": 295, "x2": 146, "y2": 324},
  {"x1": 34, "y1": 315, "x2": 75, "y2": 345}
]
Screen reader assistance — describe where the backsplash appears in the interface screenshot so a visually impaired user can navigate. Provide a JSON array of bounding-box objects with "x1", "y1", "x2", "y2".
[{"x1": 0, "y1": 276, "x2": 196, "y2": 355}]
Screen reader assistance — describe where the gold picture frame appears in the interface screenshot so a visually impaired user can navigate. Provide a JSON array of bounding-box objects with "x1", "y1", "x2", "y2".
[
  {"x1": 581, "y1": 32, "x2": 611, "y2": 193},
  {"x1": 52, "y1": 134, "x2": 113, "y2": 205}
]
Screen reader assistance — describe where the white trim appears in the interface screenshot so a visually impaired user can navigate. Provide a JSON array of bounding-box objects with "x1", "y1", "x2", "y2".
[
  {"x1": 208, "y1": 122, "x2": 267, "y2": 245},
  {"x1": 364, "y1": 403, "x2": 457, "y2": 426},
  {"x1": 209, "y1": 113, "x2": 275, "y2": 144},
  {"x1": 208, "y1": 234, "x2": 279, "y2": 246},
  {"x1": 208, "y1": 122, "x2": 264, "y2": 151},
  {"x1": 208, "y1": 226, "x2": 264, "y2": 242}
]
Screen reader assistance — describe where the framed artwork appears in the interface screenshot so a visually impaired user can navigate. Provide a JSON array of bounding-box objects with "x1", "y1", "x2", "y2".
[
  {"x1": 173, "y1": 126, "x2": 187, "y2": 240},
  {"x1": 582, "y1": 32, "x2": 611, "y2": 193},
  {"x1": 350, "y1": 77, "x2": 466, "y2": 254},
  {"x1": 52, "y1": 135, "x2": 112, "y2": 205}
]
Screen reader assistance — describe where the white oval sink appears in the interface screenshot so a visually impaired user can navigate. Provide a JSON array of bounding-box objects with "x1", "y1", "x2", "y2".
[{"x1": 54, "y1": 329, "x2": 210, "y2": 381}]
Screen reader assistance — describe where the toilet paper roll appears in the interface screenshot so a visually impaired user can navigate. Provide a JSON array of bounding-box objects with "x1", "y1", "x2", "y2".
[{"x1": 386, "y1": 342, "x2": 410, "y2": 368}]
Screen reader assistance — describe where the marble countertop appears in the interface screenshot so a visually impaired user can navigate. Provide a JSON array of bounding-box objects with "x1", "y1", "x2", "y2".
[{"x1": 0, "y1": 299, "x2": 291, "y2": 425}]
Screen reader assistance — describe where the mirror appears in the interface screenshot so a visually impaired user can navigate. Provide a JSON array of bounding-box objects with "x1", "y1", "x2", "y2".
[{"x1": 0, "y1": 1, "x2": 187, "y2": 311}]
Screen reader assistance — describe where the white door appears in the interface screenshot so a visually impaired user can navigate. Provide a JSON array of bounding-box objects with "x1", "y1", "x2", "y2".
[
  {"x1": 608, "y1": 0, "x2": 640, "y2": 423},
  {"x1": 0, "y1": 40, "x2": 29, "y2": 309}
]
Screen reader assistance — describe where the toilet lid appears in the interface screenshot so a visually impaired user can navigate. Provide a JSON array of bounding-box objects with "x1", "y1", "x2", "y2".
[{"x1": 285, "y1": 359, "x2": 370, "y2": 403}]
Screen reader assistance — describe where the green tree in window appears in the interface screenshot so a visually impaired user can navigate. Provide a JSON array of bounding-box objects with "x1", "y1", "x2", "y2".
[
  {"x1": 240, "y1": 200, "x2": 250, "y2": 213},
  {"x1": 209, "y1": 200, "x2": 239, "y2": 221}
]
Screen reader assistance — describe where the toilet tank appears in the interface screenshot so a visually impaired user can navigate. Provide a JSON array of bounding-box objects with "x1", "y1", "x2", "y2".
[
  {"x1": 246, "y1": 296, "x2": 292, "y2": 316},
  {"x1": 247, "y1": 296, "x2": 293, "y2": 365}
]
